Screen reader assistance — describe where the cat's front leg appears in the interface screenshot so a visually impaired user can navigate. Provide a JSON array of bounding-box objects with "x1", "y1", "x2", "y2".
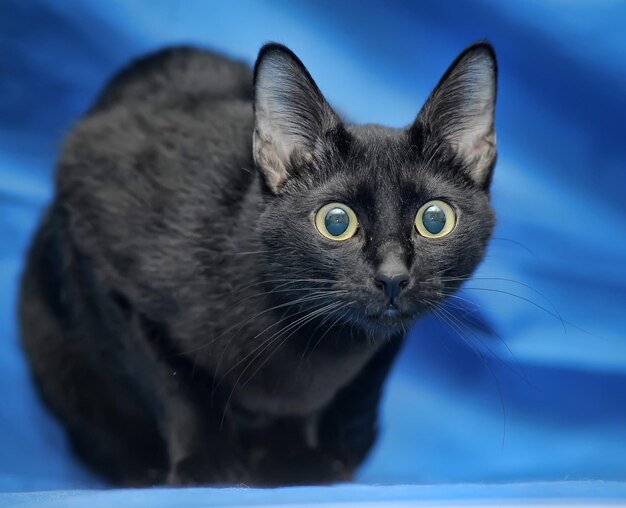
[
  {"x1": 246, "y1": 414, "x2": 349, "y2": 485},
  {"x1": 127, "y1": 313, "x2": 246, "y2": 485},
  {"x1": 317, "y1": 337, "x2": 404, "y2": 475},
  {"x1": 163, "y1": 402, "x2": 245, "y2": 485},
  {"x1": 247, "y1": 339, "x2": 403, "y2": 485}
]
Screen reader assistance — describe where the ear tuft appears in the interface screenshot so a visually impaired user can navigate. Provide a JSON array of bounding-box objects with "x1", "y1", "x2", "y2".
[
  {"x1": 416, "y1": 42, "x2": 498, "y2": 189},
  {"x1": 253, "y1": 44, "x2": 339, "y2": 193}
]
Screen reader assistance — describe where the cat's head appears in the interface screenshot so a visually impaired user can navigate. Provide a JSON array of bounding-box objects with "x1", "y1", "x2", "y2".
[{"x1": 252, "y1": 42, "x2": 497, "y2": 336}]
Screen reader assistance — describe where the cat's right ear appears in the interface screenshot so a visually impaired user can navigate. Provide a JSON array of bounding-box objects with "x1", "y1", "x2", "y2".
[
  {"x1": 412, "y1": 42, "x2": 498, "y2": 190},
  {"x1": 253, "y1": 44, "x2": 340, "y2": 193}
]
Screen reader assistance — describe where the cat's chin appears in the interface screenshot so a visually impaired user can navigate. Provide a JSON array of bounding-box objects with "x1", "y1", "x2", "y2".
[{"x1": 350, "y1": 308, "x2": 418, "y2": 337}]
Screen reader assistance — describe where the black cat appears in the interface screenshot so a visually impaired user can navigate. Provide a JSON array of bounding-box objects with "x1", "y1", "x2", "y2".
[{"x1": 19, "y1": 42, "x2": 497, "y2": 486}]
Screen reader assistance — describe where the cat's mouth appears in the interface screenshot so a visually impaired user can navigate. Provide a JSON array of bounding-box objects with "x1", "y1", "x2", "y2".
[{"x1": 355, "y1": 304, "x2": 418, "y2": 332}]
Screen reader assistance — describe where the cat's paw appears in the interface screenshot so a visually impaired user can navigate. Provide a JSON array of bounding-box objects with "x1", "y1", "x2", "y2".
[
  {"x1": 167, "y1": 454, "x2": 246, "y2": 486},
  {"x1": 253, "y1": 448, "x2": 350, "y2": 486}
]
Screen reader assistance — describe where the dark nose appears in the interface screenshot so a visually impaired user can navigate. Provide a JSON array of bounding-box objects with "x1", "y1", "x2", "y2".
[{"x1": 374, "y1": 269, "x2": 410, "y2": 303}]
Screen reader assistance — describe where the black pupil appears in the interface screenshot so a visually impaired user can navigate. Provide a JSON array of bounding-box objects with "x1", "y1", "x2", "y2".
[
  {"x1": 422, "y1": 205, "x2": 446, "y2": 234},
  {"x1": 325, "y1": 208, "x2": 349, "y2": 236}
]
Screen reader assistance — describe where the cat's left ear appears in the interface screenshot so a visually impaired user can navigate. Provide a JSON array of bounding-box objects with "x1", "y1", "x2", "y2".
[
  {"x1": 253, "y1": 44, "x2": 341, "y2": 193},
  {"x1": 412, "y1": 42, "x2": 497, "y2": 190}
]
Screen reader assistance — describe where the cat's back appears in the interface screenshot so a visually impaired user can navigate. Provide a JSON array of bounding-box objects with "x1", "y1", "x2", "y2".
[
  {"x1": 51, "y1": 47, "x2": 258, "y2": 308},
  {"x1": 91, "y1": 46, "x2": 252, "y2": 112},
  {"x1": 62, "y1": 46, "x2": 255, "y2": 198},
  {"x1": 58, "y1": 45, "x2": 256, "y2": 225}
]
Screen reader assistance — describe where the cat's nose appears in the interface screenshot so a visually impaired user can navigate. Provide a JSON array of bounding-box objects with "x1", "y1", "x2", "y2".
[{"x1": 374, "y1": 269, "x2": 410, "y2": 303}]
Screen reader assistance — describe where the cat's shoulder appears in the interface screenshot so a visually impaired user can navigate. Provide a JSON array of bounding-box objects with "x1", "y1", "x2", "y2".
[{"x1": 91, "y1": 46, "x2": 252, "y2": 113}]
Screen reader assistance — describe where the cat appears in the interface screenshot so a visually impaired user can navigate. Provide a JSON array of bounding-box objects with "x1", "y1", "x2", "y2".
[{"x1": 19, "y1": 41, "x2": 497, "y2": 486}]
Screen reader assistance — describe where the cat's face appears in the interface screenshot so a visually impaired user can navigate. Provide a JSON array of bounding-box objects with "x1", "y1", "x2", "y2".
[{"x1": 253, "y1": 43, "x2": 497, "y2": 336}]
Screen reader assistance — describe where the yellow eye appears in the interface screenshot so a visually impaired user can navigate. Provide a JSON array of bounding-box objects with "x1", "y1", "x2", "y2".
[
  {"x1": 315, "y1": 203, "x2": 359, "y2": 241},
  {"x1": 415, "y1": 200, "x2": 456, "y2": 238}
]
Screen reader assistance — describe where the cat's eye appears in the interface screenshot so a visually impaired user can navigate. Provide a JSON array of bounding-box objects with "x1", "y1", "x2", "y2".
[
  {"x1": 315, "y1": 203, "x2": 359, "y2": 241},
  {"x1": 415, "y1": 200, "x2": 456, "y2": 238}
]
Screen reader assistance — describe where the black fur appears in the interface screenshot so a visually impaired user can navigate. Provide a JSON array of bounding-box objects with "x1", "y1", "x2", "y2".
[{"x1": 20, "y1": 42, "x2": 497, "y2": 486}]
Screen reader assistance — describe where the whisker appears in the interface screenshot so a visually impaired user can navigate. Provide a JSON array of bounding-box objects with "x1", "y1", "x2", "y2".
[
  {"x1": 180, "y1": 292, "x2": 343, "y2": 356},
  {"x1": 217, "y1": 300, "x2": 343, "y2": 388},
  {"x1": 441, "y1": 293, "x2": 482, "y2": 312},
  {"x1": 219, "y1": 301, "x2": 343, "y2": 428},
  {"x1": 300, "y1": 302, "x2": 349, "y2": 360},
  {"x1": 306, "y1": 303, "x2": 354, "y2": 359},
  {"x1": 457, "y1": 287, "x2": 567, "y2": 333},
  {"x1": 490, "y1": 237, "x2": 538, "y2": 259},
  {"x1": 240, "y1": 302, "x2": 347, "y2": 389},
  {"x1": 229, "y1": 277, "x2": 340, "y2": 296},
  {"x1": 210, "y1": 294, "x2": 342, "y2": 370},
  {"x1": 429, "y1": 305, "x2": 507, "y2": 450},
  {"x1": 437, "y1": 304, "x2": 529, "y2": 386},
  {"x1": 228, "y1": 287, "x2": 348, "y2": 307},
  {"x1": 439, "y1": 276, "x2": 565, "y2": 327}
]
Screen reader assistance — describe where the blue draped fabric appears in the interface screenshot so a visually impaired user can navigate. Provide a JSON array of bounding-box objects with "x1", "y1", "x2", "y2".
[{"x1": 1, "y1": 0, "x2": 625, "y2": 504}]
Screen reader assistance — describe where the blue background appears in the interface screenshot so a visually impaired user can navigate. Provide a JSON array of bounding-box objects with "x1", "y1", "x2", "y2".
[{"x1": 1, "y1": 0, "x2": 626, "y2": 503}]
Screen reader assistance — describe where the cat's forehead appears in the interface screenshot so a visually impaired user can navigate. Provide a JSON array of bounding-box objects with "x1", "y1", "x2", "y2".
[
  {"x1": 321, "y1": 152, "x2": 463, "y2": 212},
  {"x1": 346, "y1": 124, "x2": 407, "y2": 161},
  {"x1": 303, "y1": 122, "x2": 470, "y2": 207},
  {"x1": 341, "y1": 124, "x2": 412, "y2": 176},
  {"x1": 346, "y1": 123, "x2": 403, "y2": 140},
  {"x1": 338, "y1": 125, "x2": 452, "y2": 192}
]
